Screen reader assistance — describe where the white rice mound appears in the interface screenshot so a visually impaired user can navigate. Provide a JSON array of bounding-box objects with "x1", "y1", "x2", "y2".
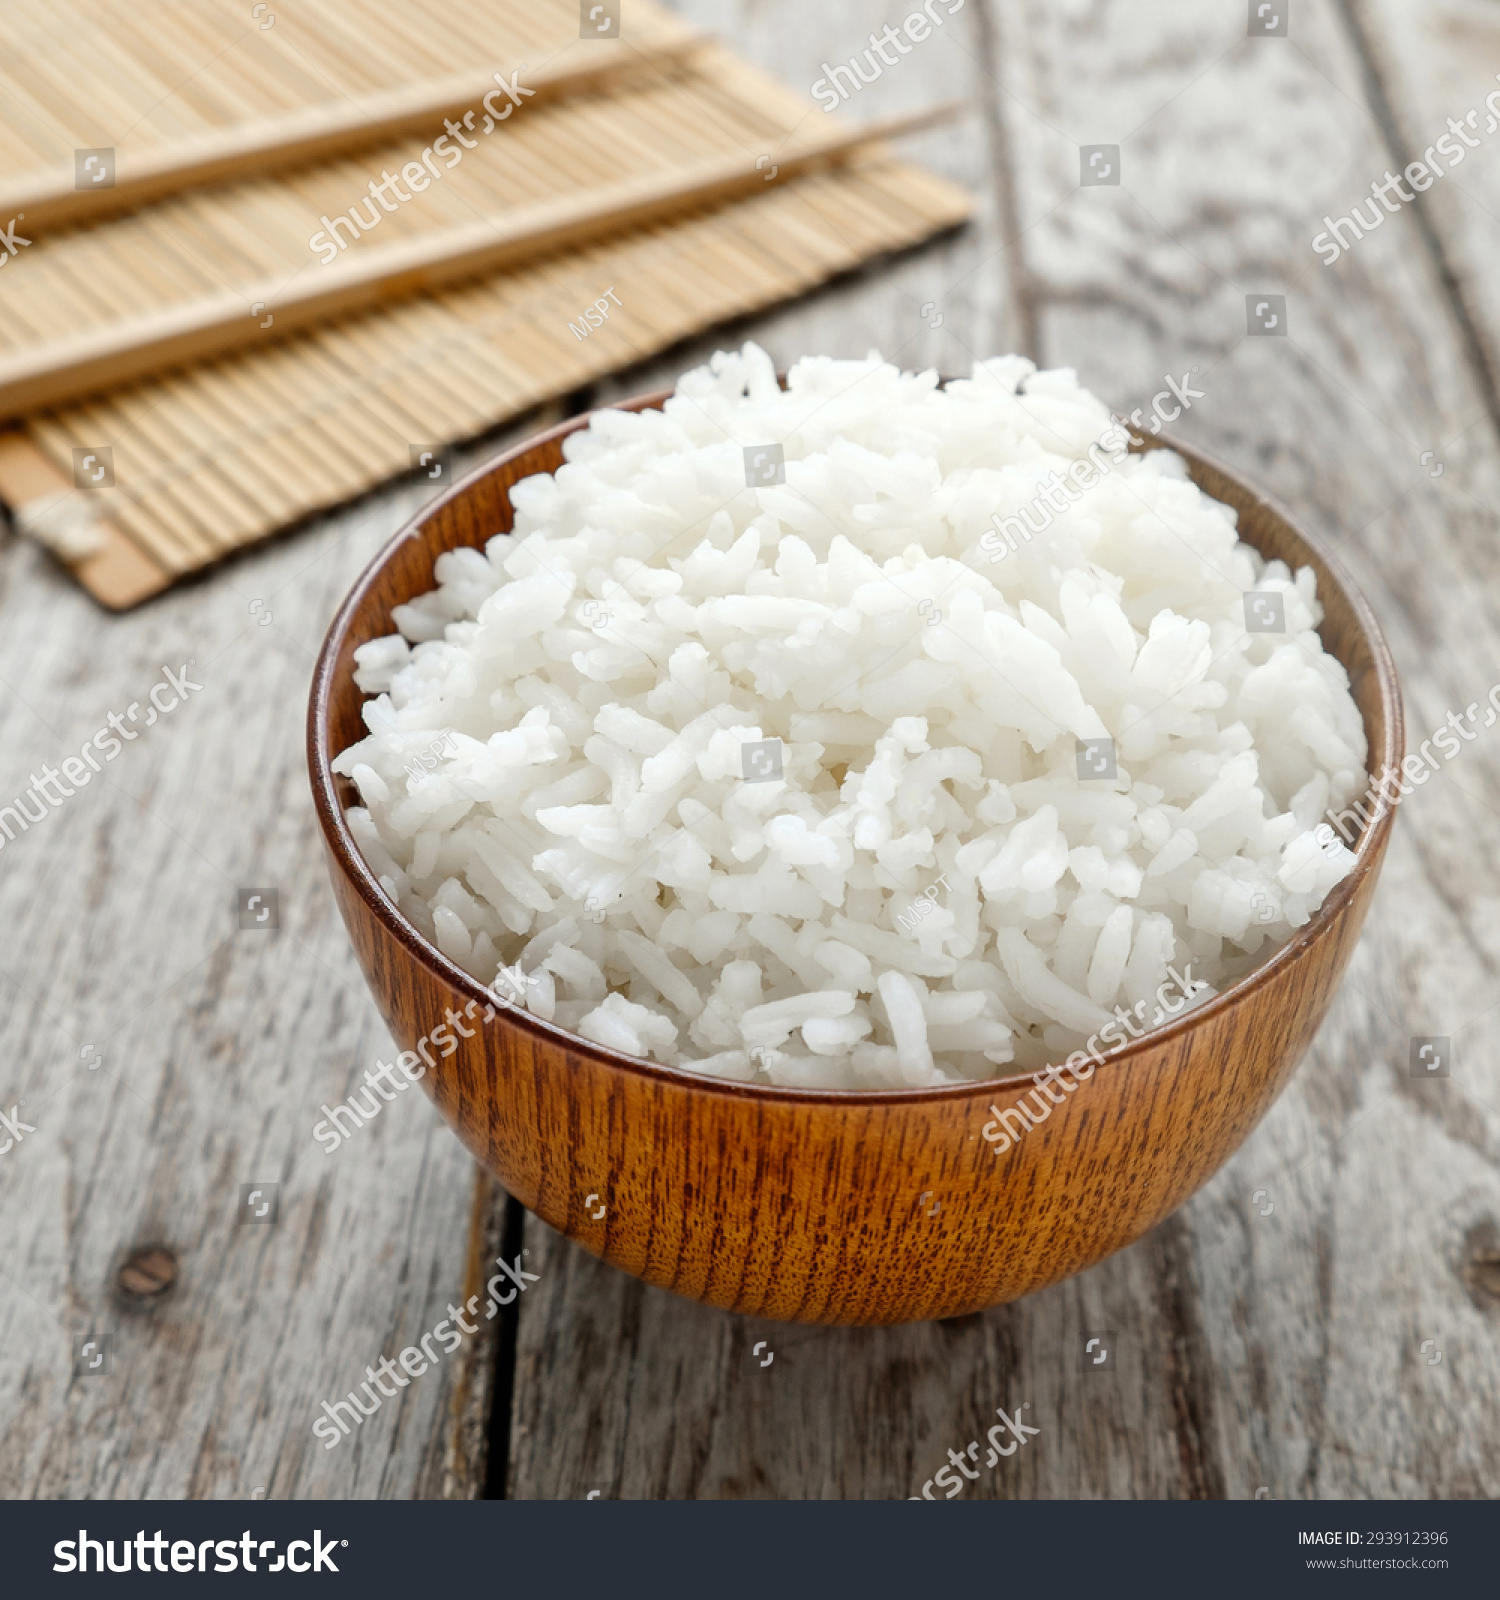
[{"x1": 333, "y1": 344, "x2": 1367, "y2": 1090}]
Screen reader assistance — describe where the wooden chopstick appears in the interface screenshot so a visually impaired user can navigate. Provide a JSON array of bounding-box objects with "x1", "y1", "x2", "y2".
[
  {"x1": 0, "y1": 102, "x2": 963, "y2": 423},
  {"x1": 0, "y1": 38, "x2": 704, "y2": 235}
]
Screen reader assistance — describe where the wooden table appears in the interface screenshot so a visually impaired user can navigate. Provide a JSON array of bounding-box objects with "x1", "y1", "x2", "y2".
[{"x1": 3, "y1": 0, "x2": 1498, "y2": 1499}]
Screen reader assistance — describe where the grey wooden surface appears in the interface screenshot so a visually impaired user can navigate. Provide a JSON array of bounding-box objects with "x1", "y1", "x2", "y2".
[{"x1": 3, "y1": 0, "x2": 1499, "y2": 1500}]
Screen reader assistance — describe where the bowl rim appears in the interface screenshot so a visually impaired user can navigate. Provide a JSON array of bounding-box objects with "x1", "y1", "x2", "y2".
[{"x1": 308, "y1": 386, "x2": 1405, "y2": 1107}]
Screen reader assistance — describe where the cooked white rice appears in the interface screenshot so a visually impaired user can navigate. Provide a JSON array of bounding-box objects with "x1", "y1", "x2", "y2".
[{"x1": 333, "y1": 344, "x2": 1366, "y2": 1089}]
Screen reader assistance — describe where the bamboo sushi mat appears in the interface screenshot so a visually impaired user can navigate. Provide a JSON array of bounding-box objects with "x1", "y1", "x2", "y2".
[{"x1": 0, "y1": 2, "x2": 971, "y2": 608}]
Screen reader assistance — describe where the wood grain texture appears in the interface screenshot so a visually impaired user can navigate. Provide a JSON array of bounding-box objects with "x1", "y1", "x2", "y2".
[
  {"x1": 0, "y1": 418, "x2": 552, "y2": 1498},
  {"x1": 1340, "y1": 0, "x2": 1500, "y2": 431}
]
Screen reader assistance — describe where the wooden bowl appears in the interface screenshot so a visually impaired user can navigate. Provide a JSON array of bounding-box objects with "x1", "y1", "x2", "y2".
[{"x1": 308, "y1": 390, "x2": 1403, "y2": 1326}]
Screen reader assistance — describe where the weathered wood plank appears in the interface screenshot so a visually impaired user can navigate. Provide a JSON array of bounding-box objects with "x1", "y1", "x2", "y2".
[
  {"x1": 505, "y1": 0, "x2": 1500, "y2": 1500},
  {"x1": 0, "y1": 425, "x2": 544, "y2": 1497},
  {"x1": 1345, "y1": 0, "x2": 1500, "y2": 432}
]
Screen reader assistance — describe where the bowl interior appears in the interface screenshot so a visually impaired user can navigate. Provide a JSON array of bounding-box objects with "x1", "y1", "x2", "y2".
[{"x1": 309, "y1": 390, "x2": 1403, "y2": 1100}]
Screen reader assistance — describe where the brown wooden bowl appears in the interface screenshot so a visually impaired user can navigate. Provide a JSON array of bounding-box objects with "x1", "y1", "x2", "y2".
[{"x1": 308, "y1": 388, "x2": 1403, "y2": 1326}]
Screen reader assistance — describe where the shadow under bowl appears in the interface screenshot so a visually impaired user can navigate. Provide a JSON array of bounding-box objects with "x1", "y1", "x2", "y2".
[{"x1": 309, "y1": 389, "x2": 1403, "y2": 1326}]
